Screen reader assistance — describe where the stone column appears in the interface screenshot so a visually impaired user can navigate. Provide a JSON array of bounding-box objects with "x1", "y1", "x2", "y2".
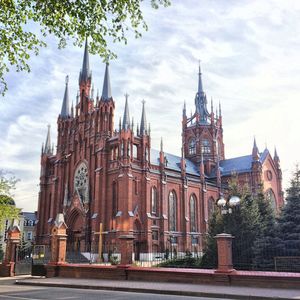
[
  {"x1": 50, "y1": 213, "x2": 68, "y2": 265},
  {"x1": 214, "y1": 233, "x2": 235, "y2": 273},
  {"x1": 0, "y1": 221, "x2": 20, "y2": 277},
  {"x1": 118, "y1": 235, "x2": 134, "y2": 266}
]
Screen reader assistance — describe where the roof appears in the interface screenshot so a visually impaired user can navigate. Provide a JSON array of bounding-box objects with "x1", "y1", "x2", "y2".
[
  {"x1": 22, "y1": 212, "x2": 37, "y2": 221},
  {"x1": 210, "y1": 148, "x2": 269, "y2": 177},
  {"x1": 150, "y1": 149, "x2": 199, "y2": 176}
]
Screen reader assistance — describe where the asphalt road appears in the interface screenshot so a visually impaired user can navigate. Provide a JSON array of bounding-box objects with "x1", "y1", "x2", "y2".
[{"x1": 0, "y1": 285, "x2": 231, "y2": 300}]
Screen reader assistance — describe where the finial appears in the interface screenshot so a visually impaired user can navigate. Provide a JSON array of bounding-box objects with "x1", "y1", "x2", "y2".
[
  {"x1": 122, "y1": 93, "x2": 130, "y2": 130},
  {"x1": 136, "y1": 123, "x2": 139, "y2": 136},
  {"x1": 140, "y1": 100, "x2": 147, "y2": 135},
  {"x1": 91, "y1": 84, "x2": 94, "y2": 99},
  {"x1": 211, "y1": 97, "x2": 214, "y2": 114},
  {"x1": 160, "y1": 137, "x2": 163, "y2": 152},
  {"x1": 131, "y1": 117, "x2": 134, "y2": 132},
  {"x1": 219, "y1": 101, "x2": 222, "y2": 116},
  {"x1": 76, "y1": 90, "x2": 79, "y2": 105},
  {"x1": 119, "y1": 117, "x2": 121, "y2": 132}
]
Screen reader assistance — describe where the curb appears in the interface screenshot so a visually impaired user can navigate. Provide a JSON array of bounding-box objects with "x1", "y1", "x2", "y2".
[{"x1": 15, "y1": 280, "x2": 294, "y2": 300}]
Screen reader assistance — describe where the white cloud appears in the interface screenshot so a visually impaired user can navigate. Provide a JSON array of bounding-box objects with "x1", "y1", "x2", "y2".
[{"x1": 1, "y1": 0, "x2": 300, "y2": 211}]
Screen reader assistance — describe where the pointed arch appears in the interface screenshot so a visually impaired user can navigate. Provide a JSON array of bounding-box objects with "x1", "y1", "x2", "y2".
[
  {"x1": 151, "y1": 186, "x2": 158, "y2": 215},
  {"x1": 190, "y1": 194, "x2": 197, "y2": 232},
  {"x1": 168, "y1": 190, "x2": 177, "y2": 232}
]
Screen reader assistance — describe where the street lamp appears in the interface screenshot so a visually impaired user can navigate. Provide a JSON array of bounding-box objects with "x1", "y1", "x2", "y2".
[{"x1": 217, "y1": 195, "x2": 241, "y2": 214}]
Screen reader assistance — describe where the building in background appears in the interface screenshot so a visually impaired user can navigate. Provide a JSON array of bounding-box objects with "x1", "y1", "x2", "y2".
[{"x1": 35, "y1": 42, "x2": 283, "y2": 259}]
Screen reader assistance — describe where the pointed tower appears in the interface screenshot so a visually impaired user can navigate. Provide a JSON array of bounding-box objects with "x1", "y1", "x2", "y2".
[
  {"x1": 140, "y1": 100, "x2": 147, "y2": 136},
  {"x1": 60, "y1": 76, "x2": 70, "y2": 118},
  {"x1": 251, "y1": 137, "x2": 262, "y2": 193},
  {"x1": 182, "y1": 64, "x2": 225, "y2": 168},
  {"x1": 43, "y1": 125, "x2": 52, "y2": 155},
  {"x1": 99, "y1": 63, "x2": 115, "y2": 135},
  {"x1": 78, "y1": 39, "x2": 92, "y2": 115},
  {"x1": 252, "y1": 137, "x2": 260, "y2": 161},
  {"x1": 195, "y1": 63, "x2": 209, "y2": 124},
  {"x1": 122, "y1": 93, "x2": 130, "y2": 131},
  {"x1": 101, "y1": 63, "x2": 112, "y2": 102}
]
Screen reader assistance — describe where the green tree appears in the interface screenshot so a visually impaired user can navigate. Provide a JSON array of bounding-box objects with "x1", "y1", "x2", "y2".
[
  {"x1": 277, "y1": 166, "x2": 300, "y2": 256},
  {"x1": 201, "y1": 176, "x2": 261, "y2": 269},
  {"x1": 252, "y1": 186, "x2": 278, "y2": 270},
  {"x1": 0, "y1": 0, "x2": 171, "y2": 95},
  {"x1": 0, "y1": 171, "x2": 20, "y2": 229}
]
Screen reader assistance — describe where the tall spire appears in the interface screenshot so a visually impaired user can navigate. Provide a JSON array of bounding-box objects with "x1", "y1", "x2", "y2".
[
  {"x1": 79, "y1": 38, "x2": 91, "y2": 83},
  {"x1": 44, "y1": 125, "x2": 52, "y2": 155},
  {"x1": 195, "y1": 62, "x2": 209, "y2": 124},
  {"x1": 101, "y1": 63, "x2": 112, "y2": 101},
  {"x1": 140, "y1": 100, "x2": 147, "y2": 135},
  {"x1": 274, "y1": 147, "x2": 280, "y2": 162},
  {"x1": 252, "y1": 137, "x2": 260, "y2": 161},
  {"x1": 198, "y1": 61, "x2": 204, "y2": 95},
  {"x1": 122, "y1": 93, "x2": 130, "y2": 130},
  {"x1": 60, "y1": 75, "x2": 70, "y2": 118}
]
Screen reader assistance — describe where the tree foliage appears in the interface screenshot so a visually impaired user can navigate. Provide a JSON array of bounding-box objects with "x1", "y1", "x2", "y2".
[
  {"x1": 201, "y1": 176, "x2": 268, "y2": 270},
  {"x1": 277, "y1": 166, "x2": 300, "y2": 256},
  {"x1": 0, "y1": 170, "x2": 20, "y2": 229},
  {"x1": 0, "y1": 0, "x2": 171, "y2": 95}
]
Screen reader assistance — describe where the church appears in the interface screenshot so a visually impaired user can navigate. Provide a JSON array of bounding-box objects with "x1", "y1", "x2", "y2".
[{"x1": 36, "y1": 41, "x2": 283, "y2": 259}]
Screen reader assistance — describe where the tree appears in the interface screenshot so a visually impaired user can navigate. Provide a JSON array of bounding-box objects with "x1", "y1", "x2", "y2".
[
  {"x1": 0, "y1": 171, "x2": 20, "y2": 229},
  {"x1": 277, "y1": 166, "x2": 300, "y2": 257},
  {"x1": 201, "y1": 176, "x2": 261, "y2": 269},
  {"x1": 252, "y1": 186, "x2": 279, "y2": 270},
  {"x1": 0, "y1": 0, "x2": 171, "y2": 96}
]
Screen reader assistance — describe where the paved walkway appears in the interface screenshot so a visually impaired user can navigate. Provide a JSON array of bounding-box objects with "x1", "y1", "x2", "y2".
[{"x1": 14, "y1": 277, "x2": 300, "y2": 299}]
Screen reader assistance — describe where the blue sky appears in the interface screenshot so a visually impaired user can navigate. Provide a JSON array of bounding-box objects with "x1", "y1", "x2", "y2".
[{"x1": 1, "y1": 0, "x2": 300, "y2": 211}]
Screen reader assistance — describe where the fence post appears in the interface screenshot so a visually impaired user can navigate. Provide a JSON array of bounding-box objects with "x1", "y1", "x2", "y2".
[
  {"x1": 0, "y1": 220, "x2": 20, "y2": 277},
  {"x1": 214, "y1": 233, "x2": 235, "y2": 273},
  {"x1": 118, "y1": 235, "x2": 135, "y2": 266},
  {"x1": 50, "y1": 213, "x2": 68, "y2": 265}
]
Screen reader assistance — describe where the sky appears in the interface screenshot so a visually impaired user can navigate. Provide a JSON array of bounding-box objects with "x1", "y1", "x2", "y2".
[{"x1": 1, "y1": 0, "x2": 300, "y2": 211}]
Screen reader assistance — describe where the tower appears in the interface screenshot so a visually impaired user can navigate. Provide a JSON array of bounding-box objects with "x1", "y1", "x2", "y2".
[{"x1": 182, "y1": 63, "x2": 224, "y2": 174}]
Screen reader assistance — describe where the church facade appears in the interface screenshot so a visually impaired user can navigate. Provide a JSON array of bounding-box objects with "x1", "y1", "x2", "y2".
[{"x1": 36, "y1": 42, "x2": 283, "y2": 259}]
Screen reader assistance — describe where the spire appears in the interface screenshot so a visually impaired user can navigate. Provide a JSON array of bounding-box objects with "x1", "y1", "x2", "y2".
[
  {"x1": 195, "y1": 61, "x2": 209, "y2": 124},
  {"x1": 119, "y1": 117, "x2": 122, "y2": 132},
  {"x1": 71, "y1": 101, "x2": 74, "y2": 118},
  {"x1": 252, "y1": 137, "x2": 260, "y2": 161},
  {"x1": 122, "y1": 93, "x2": 130, "y2": 130},
  {"x1": 140, "y1": 100, "x2": 147, "y2": 135},
  {"x1": 131, "y1": 118, "x2": 134, "y2": 131},
  {"x1": 101, "y1": 63, "x2": 112, "y2": 101},
  {"x1": 219, "y1": 101, "x2": 222, "y2": 117},
  {"x1": 274, "y1": 147, "x2": 280, "y2": 162},
  {"x1": 60, "y1": 75, "x2": 70, "y2": 118},
  {"x1": 211, "y1": 97, "x2": 214, "y2": 114},
  {"x1": 183, "y1": 101, "x2": 186, "y2": 117},
  {"x1": 79, "y1": 38, "x2": 91, "y2": 83},
  {"x1": 160, "y1": 137, "x2": 163, "y2": 152},
  {"x1": 44, "y1": 125, "x2": 52, "y2": 155}
]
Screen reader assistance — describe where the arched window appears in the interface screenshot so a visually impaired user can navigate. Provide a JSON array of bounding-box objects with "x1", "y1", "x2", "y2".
[
  {"x1": 208, "y1": 197, "x2": 215, "y2": 219},
  {"x1": 74, "y1": 162, "x2": 89, "y2": 204},
  {"x1": 151, "y1": 187, "x2": 157, "y2": 215},
  {"x1": 190, "y1": 195, "x2": 197, "y2": 232},
  {"x1": 169, "y1": 191, "x2": 177, "y2": 231},
  {"x1": 266, "y1": 189, "x2": 276, "y2": 212},
  {"x1": 133, "y1": 144, "x2": 138, "y2": 159},
  {"x1": 112, "y1": 181, "x2": 117, "y2": 216},
  {"x1": 202, "y1": 139, "x2": 211, "y2": 154},
  {"x1": 189, "y1": 138, "x2": 196, "y2": 155}
]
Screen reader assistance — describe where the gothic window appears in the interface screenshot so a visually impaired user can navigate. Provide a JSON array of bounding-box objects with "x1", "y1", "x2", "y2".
[
  {"x1": 202, "y1": 139, "x2": 211, "y2": 154},
  {"x1": 189, "y1": 138, "x2": 196, "y2": 155},
  {"x1": 208, "y1": 197, "x2": 215, "y2": 219},
  {"x1": 190, "y1": 195, "x2": 197, "y2": 232},
  {"x1": 133, "y1": 144, "x2": 138, "y2": 159},
  {"x1": 266, "y1": 189, "x2": 276, "y2": 212},
  {"x1": 112, "y1": 181, "x2": 117, "y2": 216},
  {"x1": 151, "y1": 187, "x2": 158, "y2": 215},
  {"x1": 168, "y1": 191, "x2": 177, "y2": 232},
  {"x1": 74, "y1": 162, "x2": 89, "y2": 204},
  {"x1": 127, "y1": 140, "x2": 131, "y2": 157}
]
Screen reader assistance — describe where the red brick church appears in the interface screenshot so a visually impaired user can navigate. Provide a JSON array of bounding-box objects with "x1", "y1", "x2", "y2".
[{"x1": 36, "y1": 42, "x2": 283, "y2": 259}]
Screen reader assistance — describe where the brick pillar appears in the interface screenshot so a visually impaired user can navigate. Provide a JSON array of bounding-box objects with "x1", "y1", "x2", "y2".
[
  {"x1": 0, "y1": 221, "x2": 20, "y2": 277},
  {"x1": 118, "y1": 235, "x2": 134, "y2": 266},
  {"x1": 214, "y1": 233, "x2": 235, "y2": 273},
  {"x1": 50, "y1": 213, "x2": 68, "y2": 265}
]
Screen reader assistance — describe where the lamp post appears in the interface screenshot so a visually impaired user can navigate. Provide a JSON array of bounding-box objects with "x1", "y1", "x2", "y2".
[
  {"x1": 215, "y1": 194, "x2": 241, "y2": 273},
  {"x1": 217, "y1": 195, "x2": 241, "y2": 215}
]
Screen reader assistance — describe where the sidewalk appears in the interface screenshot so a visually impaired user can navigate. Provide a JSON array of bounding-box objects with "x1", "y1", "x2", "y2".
[{"x1": 15, "y1": 277, "x2": 300, "y2": 300}]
